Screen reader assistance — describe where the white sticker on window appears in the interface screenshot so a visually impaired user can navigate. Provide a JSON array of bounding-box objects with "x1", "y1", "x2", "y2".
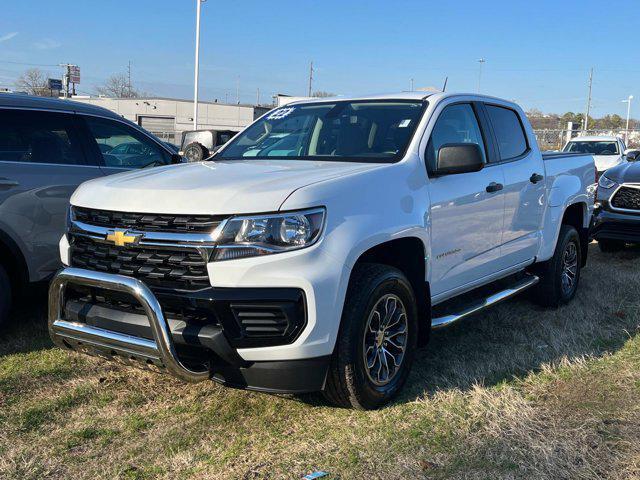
[
  {"x1": 267, "y1": 107, "x2": 295, "y2": 120},
  {"x1": 398, "y1": 119, "x2": 411, "y2": 128}
]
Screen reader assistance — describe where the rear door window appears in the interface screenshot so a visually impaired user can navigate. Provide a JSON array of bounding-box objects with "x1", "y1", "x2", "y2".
[
  {"x1": 0, "y1": 109, "x2": 86, "y2": 165},
  {"x1": 485, "y1": 105, "x2": 528, "y2": 160}
]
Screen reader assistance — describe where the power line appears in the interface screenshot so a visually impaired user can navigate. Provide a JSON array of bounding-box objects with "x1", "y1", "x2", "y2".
[{"x1": 0, "y1": 60, "x2": 60, "y2": 68}]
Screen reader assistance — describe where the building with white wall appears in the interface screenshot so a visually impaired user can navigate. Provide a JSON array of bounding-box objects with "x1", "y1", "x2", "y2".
[{"x1": 71, "y1": 96, "x2": 271, "y2": 144}]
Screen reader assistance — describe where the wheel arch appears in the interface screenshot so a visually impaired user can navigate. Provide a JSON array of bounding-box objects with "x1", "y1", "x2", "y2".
[
  {"x1": 560, "y1": 201, "x2": 589, "y2": 267},
  {"x1": 0, "y1": 228, "x2": 29, "y2": 295},
  {"x1": 350, "y1": 236, "x2": 430, "y2": 344}
]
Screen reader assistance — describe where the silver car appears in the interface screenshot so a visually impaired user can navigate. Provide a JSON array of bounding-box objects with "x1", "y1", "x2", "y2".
[{"x1": 0, "y1": 94, "x2": 181, "y2": 326}]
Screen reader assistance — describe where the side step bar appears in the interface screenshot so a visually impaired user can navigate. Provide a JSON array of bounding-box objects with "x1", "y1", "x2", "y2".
[
  {"x1": 431, "y1": 275, "x2": 539, "y2": 329},
  {"x1": 48, "y1": 267, "x2": 209, "y2": 382}
]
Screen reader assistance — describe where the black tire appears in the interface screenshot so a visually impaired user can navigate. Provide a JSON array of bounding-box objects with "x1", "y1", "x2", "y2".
[
  {"x1": 323, "y1": 263, "x2": 418, "y2": 409},
  {"x1": 598, "y1": 239, "x2": 625, "y2": 252},
  {"x1": 533, "y1": 225, "x2": 581, "y2": 308},
  {"x1": 0, "y1": 264, "x2": 11, "y2": 327},
  {"x1": 183, "y1": 142, "x2": 209, "y2": 162}
]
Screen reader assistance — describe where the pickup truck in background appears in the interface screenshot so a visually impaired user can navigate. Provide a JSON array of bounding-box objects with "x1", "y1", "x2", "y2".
[{"x1": 49, "y1": 92, "x2": 595, "y2": 409}]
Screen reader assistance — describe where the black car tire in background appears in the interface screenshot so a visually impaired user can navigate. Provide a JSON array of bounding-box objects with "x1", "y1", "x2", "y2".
[
  {"x1": 598, "y1": 239, "x2": 625, "y2": 252},
  {"x1": 183, "y1": 142, "x2": 209, "y2": 162},
  {"x1": 0, "y1": 264, "x2": 11, "y2": 327}
]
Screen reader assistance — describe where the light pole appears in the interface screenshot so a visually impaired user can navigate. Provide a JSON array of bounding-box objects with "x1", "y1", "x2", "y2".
[
  {"x1": 193, "y1": 0, "x2": 205, "y2": 130},
  {"x1": 623, "y1": 95, "x2": 634, "y2": 143},
  {"x1": 477, "y1": 58, "x2": 485, "y2": 93}
]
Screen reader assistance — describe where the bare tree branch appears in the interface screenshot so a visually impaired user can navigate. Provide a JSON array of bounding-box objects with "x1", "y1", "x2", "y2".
[
  {"x1": 96, "y1": 73, "x2": 139, "y2": 98},
  {"x1": 15, "y1": 68, "x2": 50, "y2": 96}
]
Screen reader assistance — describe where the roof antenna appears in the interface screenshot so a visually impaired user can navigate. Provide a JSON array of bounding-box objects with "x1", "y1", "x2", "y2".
[{"x1": 442, "y1": 76, "x2": 448, "y2": 92}]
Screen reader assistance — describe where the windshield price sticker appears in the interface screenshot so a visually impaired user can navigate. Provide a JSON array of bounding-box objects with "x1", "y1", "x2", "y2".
[{"x1": 267, "y1": 107, "x2": 295, "y2": 120}]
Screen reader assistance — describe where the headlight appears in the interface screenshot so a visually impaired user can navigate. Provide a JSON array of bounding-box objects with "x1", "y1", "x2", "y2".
[
  {"x1": 598, "y1": 175, "x2": 616, "y2": 189},
  {"x1": 213, "y1": 208, "x2": 325, "y2": 261}
]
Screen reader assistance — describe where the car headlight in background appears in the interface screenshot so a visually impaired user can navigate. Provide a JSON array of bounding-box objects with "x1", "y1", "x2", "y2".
[
  {"x1": 598, "y1": 175, "x2": 616, "y2": 189},
  {"x1": 213, "y1": 208, "x2": 326, "y2": 261}
]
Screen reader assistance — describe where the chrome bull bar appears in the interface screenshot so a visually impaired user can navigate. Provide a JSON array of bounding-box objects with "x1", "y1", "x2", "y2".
[{"x1": 48, "y1": 267, "x2": 209, "y2": 382}]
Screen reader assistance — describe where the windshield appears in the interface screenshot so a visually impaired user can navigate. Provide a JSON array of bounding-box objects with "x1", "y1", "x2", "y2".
[
  {"x1": 217, "y1": 100, "x2": 425, "y2": 163},
  {"x1": 564, "y1": 140, "x2": 619, "y2": 155}
]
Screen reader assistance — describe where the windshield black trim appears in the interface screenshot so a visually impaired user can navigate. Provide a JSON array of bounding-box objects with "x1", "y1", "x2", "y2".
[{"x1": 216, "y1": 99, "x2": 429, "y2": 164}]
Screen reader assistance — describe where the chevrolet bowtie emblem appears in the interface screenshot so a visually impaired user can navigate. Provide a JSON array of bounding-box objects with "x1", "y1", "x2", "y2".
[{"x1": 106, "y1": 229, "x2": 141, "y2": 247}]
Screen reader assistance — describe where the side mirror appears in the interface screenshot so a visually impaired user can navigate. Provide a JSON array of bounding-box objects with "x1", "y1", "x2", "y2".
[
  {"x1": 170, "y1": 153, "x2": 184, "y2": 164},
  {"x1": 435, "y1": 143, "x2": 485, "y2": 176},
  {"x1": 625, "y1": 149, "x2": 640, "y2": 161}
]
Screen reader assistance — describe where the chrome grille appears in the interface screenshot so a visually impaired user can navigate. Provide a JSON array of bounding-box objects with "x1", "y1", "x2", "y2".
[
  {"x1": 611, "y1": 186, "x2": 640, "y2": 211},
  {"x1": 72, "y1": 206, "x2": 225, "y2": 233},
  {"x1": 69, "y1": 235, "x2": 210, "y2": 290}
]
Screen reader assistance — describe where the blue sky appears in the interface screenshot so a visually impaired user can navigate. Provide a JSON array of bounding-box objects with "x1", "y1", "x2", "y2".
[{"x1": 1, "y1": 0, "x2": 638, "y2": 116}]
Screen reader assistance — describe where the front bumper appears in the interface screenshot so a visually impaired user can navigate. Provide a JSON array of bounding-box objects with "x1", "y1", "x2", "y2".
[
  {"x1": 48, "y1": 267, "x2": 330, "y2": 393},
  {"x1": 591, "y1": 207, "x2": 640, "y2": 243}
]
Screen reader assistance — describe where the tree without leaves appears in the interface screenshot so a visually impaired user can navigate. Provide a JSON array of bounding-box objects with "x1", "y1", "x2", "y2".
[
  {"x1": 96, "y1": 73, "x2": 139, "y2": 98},
  {"x1": 15, "y1": 68, "x2": 50, "y2": 96}
]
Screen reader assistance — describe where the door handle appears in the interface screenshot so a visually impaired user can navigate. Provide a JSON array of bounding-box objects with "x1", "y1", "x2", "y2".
[
  {"x1": 486, "y1": 182, "x2": 503, "y2": 193},
  {"x1": 529, "y1": 173, "x2": 544, "y2": 184}
]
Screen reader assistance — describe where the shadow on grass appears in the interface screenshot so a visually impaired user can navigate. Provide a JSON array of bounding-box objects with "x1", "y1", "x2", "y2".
[
  {"x1": 399, "y1": 243, "x2": 640, "y2": 403},
  {"x1": 0, "y1": 283, "x2": 53, "y2": 358},
  {"x1": 3, "y1": 245, "x2": 640, "y2": 409}
]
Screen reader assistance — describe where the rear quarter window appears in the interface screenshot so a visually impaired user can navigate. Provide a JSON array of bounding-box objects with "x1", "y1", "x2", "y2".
[{"x1": 485, "y1": 105, "x2": 528, "y2": 160}]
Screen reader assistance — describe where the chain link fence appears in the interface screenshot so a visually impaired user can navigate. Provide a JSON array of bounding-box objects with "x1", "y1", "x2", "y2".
[{"x1": 533, "y1": 129, "x2": 640, "y2": 151}]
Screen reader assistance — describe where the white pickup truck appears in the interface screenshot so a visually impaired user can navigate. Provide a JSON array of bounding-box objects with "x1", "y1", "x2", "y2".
[{"x1": 49, "y1": 92, "x2": 595, "y2": 409}]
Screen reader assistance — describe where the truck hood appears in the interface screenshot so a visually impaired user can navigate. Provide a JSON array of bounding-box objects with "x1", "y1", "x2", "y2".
[
  {"x1": 71, "y1": 160, "x2": 384, "y2": 214},
  {"x1": 593, "y1": 154, "x2": 623, "y2": 172}
]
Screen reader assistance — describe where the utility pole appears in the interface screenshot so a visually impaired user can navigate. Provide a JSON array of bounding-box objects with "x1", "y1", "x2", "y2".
[
  {"x1": 59, "y1": 63, "x2": 74, "y2": 99},
  {"x1": 410, "y1": 78, "x2": 414, "y2": 91},
  {"x1": 623, "y1": 95, "x2": 634, "y2": 142},
  {"x1": 193, "y1": 0, "x2": 205, "y2": 129},
  {"x1": 256, "y1": 87, "x2": 260, "y2": 106},
  {"x1": 127, "y1": 60, "x2": 132, "y2": 98},
  {"x1": 308, "y1": 61, "x2": 314, "y2": 97},
  {"x1": 477, "y1": 58, "x2": 485, "y2": 93},
  {"x1": 236, "y1": 76, "x2": 240, "y2": 104},
  {"x1": 583, "y1": 67, "x2": 593, "y2": 132}
]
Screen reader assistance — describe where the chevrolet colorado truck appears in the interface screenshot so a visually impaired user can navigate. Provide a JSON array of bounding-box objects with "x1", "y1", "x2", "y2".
[{"x1": 49, "y1": 92, "x2": 595, "y2": 409}]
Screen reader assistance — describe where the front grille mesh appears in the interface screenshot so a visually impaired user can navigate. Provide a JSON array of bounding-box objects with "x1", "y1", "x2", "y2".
[
  {"x1": 611, "y1": 186, "x2": 640, "y2": 211},
  {"x1": 73, "y1": 206, "x2": 224, "y2": 233},
  {"x1": 70, "y1": 236, "x2": 210, "y2": 290}
]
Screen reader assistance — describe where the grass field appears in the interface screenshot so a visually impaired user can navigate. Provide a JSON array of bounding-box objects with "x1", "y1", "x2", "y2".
[{"x1": 1, "y1": 243, "x2": 639, "y2": 479}]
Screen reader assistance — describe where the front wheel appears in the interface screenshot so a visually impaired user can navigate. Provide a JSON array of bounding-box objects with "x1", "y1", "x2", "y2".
[
  {"x1": 323, "y1": 264, "x2": 418, "y2": 409},
  {"x1": 533, "y1": 225, "x2": 582, "y2": 308}
]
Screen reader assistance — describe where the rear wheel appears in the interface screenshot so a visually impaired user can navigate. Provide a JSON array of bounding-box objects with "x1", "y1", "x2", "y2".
[
  {"x1": 598, "y1": 239, "x2": 625, "y2": 252},
  {"x1": 533, "y1": 225, "x2": 581, "y2": 308},
  {"x1": 323, "y1": 264, "x2": 418, "y2": 409},
  {"x1": 0, "y1": 264, "x2": 11, "y2": 327}
]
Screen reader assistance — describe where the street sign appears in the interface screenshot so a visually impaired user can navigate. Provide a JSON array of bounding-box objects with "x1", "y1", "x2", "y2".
[
  {"x1": 69, "y1": 66, "x2": 80, "y2": 84},
  {"x1": 47, "y1": 78, "x2": 62, "y2": 90}
]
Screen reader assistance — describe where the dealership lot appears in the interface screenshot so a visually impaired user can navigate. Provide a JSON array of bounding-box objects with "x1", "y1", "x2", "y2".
[{"x1": 1, "y1": 243, "x2": 638, "y2": 480}]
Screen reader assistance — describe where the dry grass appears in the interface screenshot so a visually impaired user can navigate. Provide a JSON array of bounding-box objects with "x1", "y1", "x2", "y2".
[{"x1": 1, "y1": 243, "x2": 639, "y2": 479}]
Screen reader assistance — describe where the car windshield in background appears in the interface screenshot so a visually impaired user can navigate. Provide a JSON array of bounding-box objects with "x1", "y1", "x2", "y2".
[
  {"x1": 564, "y1": 141, "x2": 619, "y2": 155},
  {"x1": 217, "y1": 100, "x2": 425, "y2": 163}
]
